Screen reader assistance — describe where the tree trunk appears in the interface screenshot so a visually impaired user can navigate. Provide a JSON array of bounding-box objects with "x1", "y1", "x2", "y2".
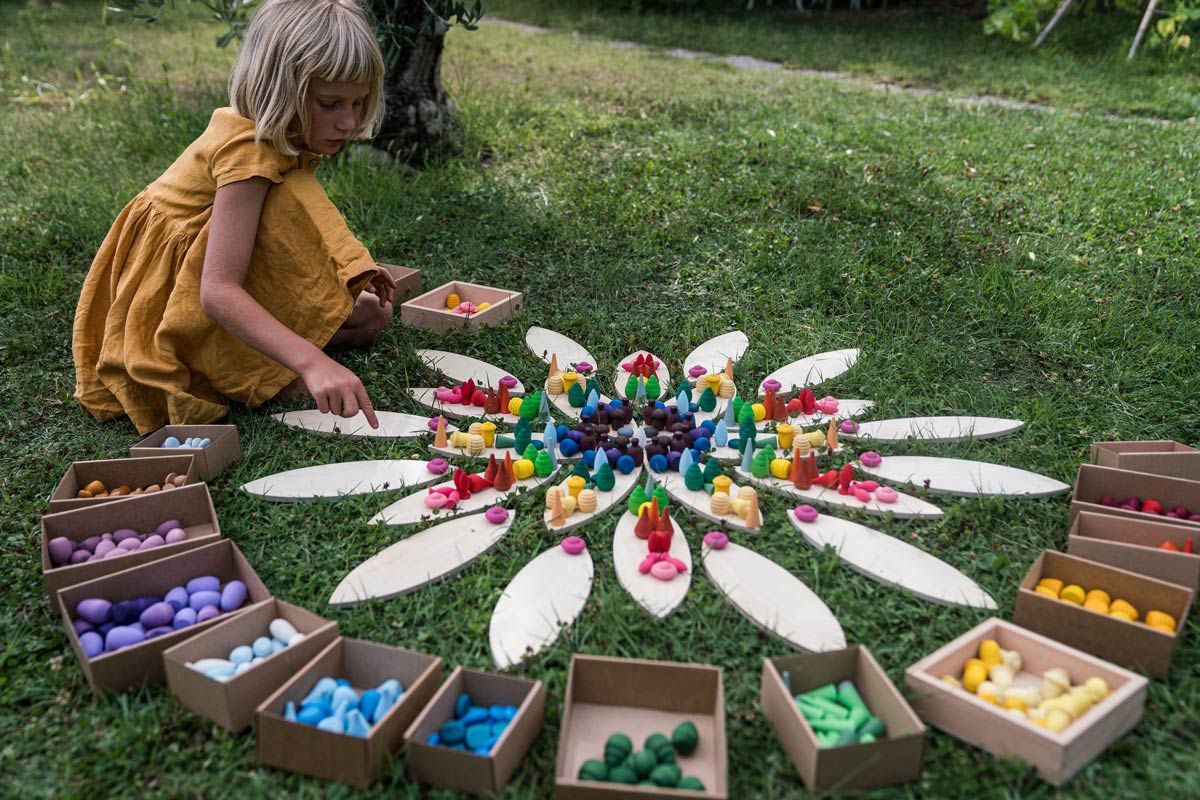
[{"x1": 374, "y1": 18, "x2": 462, "y2": 161}]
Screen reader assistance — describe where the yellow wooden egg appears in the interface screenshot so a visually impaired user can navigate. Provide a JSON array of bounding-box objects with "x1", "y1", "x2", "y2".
[
  {"x1": 977, "y1": 692, "x2": 1000, "y2": 706},
  {"x1": 978, "y1": 639, "x2": 1002, "y2": 667},
  {"x1": 1149, "y1": 622, "x2": 1176, "y2": 635},
  {"x1": 1083, "y1": 598, "x2": 1110, "y2": 614},
  {"x1": 1145, "y1": 610, "x2": 1176, "y2": 632},
  {"x1": 1037, "y1": 578, "x2": 1064, "y2": 594},
  {"x1": 1035, "y1": 586, "x2": 1060, "y2": 599},
  {"x1": 770, "y1": 458, "x2": 791, "y2": 479},
  {"x1": 477, "y1": 302, "x2": 490, "y2": 311},
  {"x1": 1045, "y1": 709, "x2": 1072, "y2": 733},
  {"x1": 1003, "y1": 695, "x2": 1027, "y2": 713},
  {"x1": 962, "y1": 661, "x2": 988, "y2": 693},
  {"x1": 513, "y1": 459, "x2": 535, "y2": 480},
  {"x1": 941, "y1": 675, "x2": 962, "y2": 689},
  {"x1": 804, "y1": 430, "x2": 826, "y2": 449},
  {"x1": 1109, "y1": 609, "x2": 1136, "y2": 622},
  {"x1": 1109, "y1": 599, "x2": 1139, "y2": 621},
  {"x1": 1083, "y1": 677, "x2": 1109, "y2": 702},
  {"x1": 560, "y1": 495, "x2": 578, "y2": 516},
  {"x1": 1085, "y1": 589, "x2": 1111, "y2": 606},
  {"x1": 1058, "y1": 584, "x2": 1086, "y2": 605},
  {"x1": 445, "y1": 292, "x2": 461, "y2": 309}
]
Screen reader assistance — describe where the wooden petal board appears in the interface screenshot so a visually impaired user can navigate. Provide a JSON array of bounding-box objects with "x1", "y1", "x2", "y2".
[
  {"x1": 754, "y1": 399, "x2": 877, "y2": 430},
  {"x1": 241, "y1": 460, "x2": 440, "y2": 502},
  {"x1": 272, "y1": 410, "x2": 454, "y2": 440},
  {"x1": 682, "y1": 331, "x2": 749, "y2": 375},
  {"x1": 544, "y1": 468, "x2": 641, "y2": 533},
  {"x1": 842, "y1": 416, "x2": 1024, "y2": 443},
  {"x1": 787, "y1": 512, "x2": 997, "y2": 609},
  {"x1": 525, "y1": 326, "x2": 596, "y2": 369},
  {"x1": 416, "y1": 349, "x2": 525, "y2": 395},
  {"x1": 706, "y1": 438, "x2": 839, "y2": 464},
  {"x1": 408, "y1": 388, "x2": 522, "y2": 425},
  {"x1": 702, "y1": 542, "x2": 846, "y2": 652},
  {"x1": 489, "y1": 543, "x2": 594, "y2": 669},
  {"x1": 369, "y1": 471, "x2": 559, "y2": 526},
  {"x1": 758, "y1": 348, "x2": 858, "y2": 394},
  {"x1": 614, "y1": 351, "x2": 671, "y2": 400},
  {"x1": 856, "y1": 455, "x2": 1070, "y2": 498},
  {"x1": 657, "y1": 472, "x2": 760, "y2": 534},
  {"x1": 544, "y1": 382, "x2": 611, "y2": 421},
  {"x1": 329, "y1": 512, "x2": 515, "y2": 607},
  {"x1": 612, "y1": 512, "x2": 691, "y2": 618},
  {"x1": 428, "y1": 442, "x2": 582, "y2": 464},
  {"x1": 736, "y1": 468, "x2": 944, "y2": 520}
]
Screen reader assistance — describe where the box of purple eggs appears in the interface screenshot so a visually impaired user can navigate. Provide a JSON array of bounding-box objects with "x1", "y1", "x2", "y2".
[
  {"x1": 256, "y1": 638, "x2": 444, "y2": 788},
  {"x1": 163, "y1": 598, "x2": 339, "y2": 732},
  {"x1": 41, "y1": 483, "x2": 221, "y2": 599},
  {"x1": 130, "y1": 423, "x2": 241, "y2": 480},
  {"x1": 56, "y1": 540, "x2": 269, "y2": 694}
]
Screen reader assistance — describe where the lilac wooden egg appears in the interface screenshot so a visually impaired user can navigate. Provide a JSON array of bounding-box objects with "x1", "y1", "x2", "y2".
[
  {"x1": 76, "y1": 598, "x2": 112, "y2": 625},
  {"x1": 188, "y1": 590, "x2": 221, "y2": 611},
  {"x1": 195, "y1": 605, "x2": 220, "y2": 624},
  {"x1": 139, "y1": 601, "x2": 176, "y2": 629},
  {"x1": 219, "y1": 581, "x2": 247, "y2": 612},
  {"x1": 186, "y1": 575, "x2": 219, "y2": 594},
  {"x1": 48, "y1": 537, "x2": 74, "y2": 566},
  {"x1": 156, "y1": 519, "x2": 182, "y2": 536}
]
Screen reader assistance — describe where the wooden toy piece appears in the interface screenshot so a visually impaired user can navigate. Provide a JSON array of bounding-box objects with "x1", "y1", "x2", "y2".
[
  {"x1": 525, "y1": 326, "x2": 595, "y2": 369},
  {"x1": 857, "y1": 456, "x2": 1070, "y2": 498},
  {"x1": 489, "y1": 539, "x2": 594, "y2": 670},
  {"x1": 842, "y1": 416, "x2": 1025, "y2": 444},
  {"x1": 434, "y1": 416, "x2": 449, "y2": 448},
  {"x1": 724, "y1": 356, "x2": 734, "y2": 380},
  {"x1": 787, "y1": 510, "x2": 996, "y2": 609},
  {"x1": 736, "y1": 468, "x2": 944, "y2": 520},
  {"x1": 825, "y1": 418, "x2": 839, "y2": 451},
  {"x1": 545, "y1": 380, "x2": 612, "y2": 420},
  {"x1": 758, "y1": 348, "x2": 858, "y2": 394},
  {"x1": 241, "y1": 459, "x2": 441, "y2": 502},
  {"x1": 369, "y1": 469, "x2": 560, "y2": 526},
  {"x1": 682, "y1": 330, "x2": 749, "y2": 378},
  {"x1": 547, "y1": 352, "x2": 559, "y2": 381},
  {"x1": 549, "y1": 487, "x2": 566, "y2": 528},
  {"x1": 614, "y1": 350, "x2": 671, "y2": 400},
  {"x1": 744, "y1": 491, "x2": 762, "y2": 530},
  {"x1": 702, "y1": 539, "x2": 846, "y2": 652},
  {"x1": 764, "y1": 398, "x2": 877, "y2": 430},
  {"x1": 415, "y1": 348, "x2": 526, "y2": 394},
  {"x1": 407, "y1": 388, "x2": 522, "y2": 425},
  {"x1": 543, "y1": 468, "x2": 641, "y2": 533},
  {"x1": 272, "y1": 410, "x2": 455, "y2": 440},
  {"x1": 329, "y1": 511, "x2": 516, "y2": 606},
  {"x1": 612, "y1": 510, "x2": 692, "y2": 619}
]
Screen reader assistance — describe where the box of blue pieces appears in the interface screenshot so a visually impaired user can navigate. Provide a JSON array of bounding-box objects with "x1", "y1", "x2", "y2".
[
  {"x1": 255, "y1": 637, "x2": 444, "y2": 788},
  {"x1": 404, "y1": 666, "x2": 545, "y2": 796}
]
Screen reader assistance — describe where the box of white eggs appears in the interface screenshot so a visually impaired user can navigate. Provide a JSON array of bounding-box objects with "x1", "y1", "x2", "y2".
[
  {"x1": 56, "y1": 539, "x2": 270, "y2": 694},
  {"x1": 130, "y1": 423, "x2": 241, "y2": 480},
  {"x1": 162, "y1": 598, "x2": 340, "y2": 732}
]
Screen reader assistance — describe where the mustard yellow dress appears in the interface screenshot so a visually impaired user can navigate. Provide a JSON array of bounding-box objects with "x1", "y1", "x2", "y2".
[{"x1": 73, "y1": 108, "x2": 377, "y2": 434}]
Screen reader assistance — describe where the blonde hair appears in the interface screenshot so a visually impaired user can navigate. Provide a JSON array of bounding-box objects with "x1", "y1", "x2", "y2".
[{"x1": 229, "y1": 0, "x2": 385, "y2": 156}]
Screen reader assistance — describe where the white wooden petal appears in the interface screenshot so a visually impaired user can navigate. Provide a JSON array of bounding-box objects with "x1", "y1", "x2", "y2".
[
  {"x1": 614, "y1": 351, "x2": 671, "y2": 400},
  {"x1": 407, "y1": 388, "x2": 522, "y2": 425},
  {"x1": 755, "y1": 399, "x2": 876, "y2": 430},
  {"x1": 857, "y1": 455, "x2": 1070, "y2": 498},
  {"x1": 416, "y1": 349, "x2": 525, "y2": 394},
  {"x1": 489, "y1": 543, "x2": 594, "y2": 669},
  {"x1": 758, "y1": 348, "x2": 858, "y2": 394},
  {"x1": 706, "y1": 437, "x2": 840, "y2": 464},
  {"x1": 612, "y1": 512, "x2": 691, "y2": 618},
  {"x1": 702, "y1": 541, "x2": 846, "y2": 652},
  {"x1": 657, "y1": 472, "x2": 760, "y2": 534},
  {"x1": 369, "y1": 470, "x2": 559, "y2": 526},
  {"x1": 525, "y1": 326, "x2": 596, "y2": 369},
  {"x1": 736, "y1": 468, "x2": 944, "y2": 520},
  {"x1": 272, "y1": 410, "x2": 454, "y2": 440},
  {"x1": 842, "y1": 416, "x2": 1024, "y2": 443},
  {"x1": 544, "y1": 468, "x2": 641, "y2": 533},
  {"x1": 241, "y1": 460, "x2": 440, "y2": 502},
  {"x1": 329, "y1": 512, "x2": 515, "y2": 606},
  {"x1": 545, "y1": 381, "x2": 612, "y2": 420},
  {"x1": 787, "y1": 511, "x2": 997, "y2": 609},
  {"x1": 428, "y1": 442, "x2": 582, "y2": 464},
  {"x1": 682, "y1": 331, "x2": 749, "y2": 376}
]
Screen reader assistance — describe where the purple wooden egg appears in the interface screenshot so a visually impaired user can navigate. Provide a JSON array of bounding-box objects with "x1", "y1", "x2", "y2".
[
  {"x1": 48, "y1": 537, "x2": 75, "y2": 566},
  {"x1": 97, "y1": 622, "x2": 115, "y2": 636},
  {"x1": 156, "y1": 519, "x2": 182, "y2": 536},
  {"x1": 145, "y1": 626, "x2": 174, "y2": 639},
  {"x1": 164, "y1": 586, "x2": 189, "y2": 611},
  {"x1": 164, "y1": 528, "x2": 187, "y2": 544},
  {"x1": 172, "y1": 607, "x2": 197, "y2": 629},
  {"x1": 219, "y1": 580, "x2": 247, "y2": 612},
  {"x1": 104, "y1": 625, "x2": 145, "y2": 652},
  {"x1": 111, "y1": 600, "x2": 143, "y2": 625},
  {"x1": 76, "y1": 598, "x2": 112, "y2": 625},
  {"x1": 80, "y1": 631, "x2": 104, "y2": 658},
  {"x1": 93, "y1": 540, "x2": 116, "y2": 558},
  {"x1": 139, "y1": 601, "x2": 175, "y2": 629},
  {"x1": 72, "y1": 619, "x2": 95, "y2": 635},
  {"x1": 112, "y1": 528, "x2": 140, "y2": 544},
  {"x1": 139, "y1": 534, "x2": 165, "y2": 550},
  {"x1": 189, "y1": 590, "x2": 221, "y2": 611},
  {"x1": 186, "y1": 575, "x2": 220, "y2": 594},
  {"x1": 117, "y1": 537, "x2": 141, "y2": 552},
  {"x1": 102, "y1": 548, "x2": 128, "y2": 559},
  {"x1": 195, "y1": 605, "x2": 220, "y2": 624},
  {"x1": 69, "y1": 550, "x2": 93, "y2": 565},
  {"x1": 79, "y1": 536, "x2": 102, "y2": 553}
]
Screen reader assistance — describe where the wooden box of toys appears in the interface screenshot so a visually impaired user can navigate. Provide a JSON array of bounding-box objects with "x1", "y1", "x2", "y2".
[
  {"x1": 1070, "y1": 464, "x2": 1200, "y2": 533},
  {"x1": 760, "y1": 647, "x2": 925, "y2": 792},
  {"x1": 1012, "y1": 550, "x2": 1193, "y2": 679},
  {"x1": 905, "y1": 618, "x2": 1147, "y2": 786},
  {"x1": 400, "y1": 280, "x2": 524, "y2": 333},
  {"x1": 1067, "y1": 509, "x2": 1200, "y2": 592},
  {"x1": 130, "y1": 424, "x2": 241, "y2": 480},
  {"x1": 554, "y1": 654, "x2": 728, "y2": 799},
  {"x1": 49, "y1": 453, "x2": 200, "y2": 512},
  {"x1": 1090, "y1": 440, "x2": 1200, "y2": 481}
]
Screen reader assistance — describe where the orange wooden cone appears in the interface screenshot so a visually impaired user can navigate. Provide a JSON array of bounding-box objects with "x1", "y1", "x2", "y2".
[
  {"x1": 745, "y1": 493, "x2": 762, "y2": 529},
  {"x1": 434, "y1": 416, "x2": 448, "y2": 448},
  {"x1": 772, "y1": 396, "x2": 787, "y2": 422},
  {"x1": 724, "y1": 356, "x2": 734, "y2": 380},
  {"x1": 647, "y1": 495, "x2": 661, "y2": 530},
  {"x1": 788, "y1": 448, "x2": 803, "y2": 483},
  {"x1": 634, "y1": 506, "x2": 653, "y2": 539},
  {"x1": 550, "y1": 487, "x2": 566, "y2": 527},
  {"x1": 485, "y1": 387, "x2": 500, "y2": 414},
  {"x1": 548, "y1": 353, "x2": 559, "y2": 381},
  {"x1": 657, "y1": 505, "x2": 673, "y2": 533},
  {"x1": 826, "y1": 418, "x2": 839, "y2": 450},
  {"x1": 484, "y1": 454, "x2": 499, "y2": 481},
  {"x1": 804, "y1": 452, "x2": 819, "y2": 480},
  {"x1": 764, "y1": 389, "x2": 776, "y2": 414},
  {"x1": 497, "y1": 383, "x2": 511, "y2": 413}
]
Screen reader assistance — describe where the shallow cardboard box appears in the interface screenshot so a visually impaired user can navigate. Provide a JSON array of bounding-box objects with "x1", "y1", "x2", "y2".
[
  {"x1": 163, "y1": 598, "x2": 339, "y2": 732},
  {"x1": 1067, "y1": 509, "x2": 1200, "y2": 591},
  {"x1": 554, "y1": 654, "x2": 727, "y2": 800},
  {"x1": 49, "y1": 454, "x2": 199, "y2": 513},
  {"x1": 376, "y1": 262, "x2": 422, "y2": 302},
  {"x1": 1071, "y1": 464, "x2": 1200, "y2": 533},
  {"x1": 257, "y1": 637, "x2": 443, "y2": 788},
  {"x1": 406, "y1": 666, "x2": 545, "y2": 797},
  {"x1": 1090, "y1": 440, "x2": 1200, "y2": 481},
  {"x1": 1012, "y1": 550, "x2": 1193, "y2": 680},
  {"x1": 56, "y1": 539, "x2": 269, "y2": 694},
  {"x1": 905, "y1": 618, "x2": 1147, "y2": 786},
  {"x1": 760, "y1": 647, "x2": 924, "y2": 792},
  {"x1": 400, "y1": 280, "x2": 524, "y2": 333},
  {"x1": 130, "y1": 424, "x2": 241, "y2": 480},
  {"x1": 41, "y1": 482, "x2": 221, "y2": 599}
]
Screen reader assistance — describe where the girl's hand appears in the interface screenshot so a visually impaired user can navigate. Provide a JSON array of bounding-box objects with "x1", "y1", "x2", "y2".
[
  {"x1": 301, "y1": 355, "x2": 379, "y2": 427},
  {"x1": 368, "y1": 269, "x2": 396, "y2": 306}
]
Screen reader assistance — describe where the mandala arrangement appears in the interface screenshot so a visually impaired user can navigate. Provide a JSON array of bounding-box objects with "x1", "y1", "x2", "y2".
[{"x1": 253, "y1": 328, "x2": 1070, "y2": 669}]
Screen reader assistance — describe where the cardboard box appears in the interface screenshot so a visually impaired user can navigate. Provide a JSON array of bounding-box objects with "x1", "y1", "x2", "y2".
[
  {"x1": 377, "y1": 262, "x2": 422, "y2": 302},
  {"x1": 1090, "y1": 440, "x2": 1200, "y2": 481},
  {"x1": 406, "y1": 666, "x2": 545, "y2": 797},
  {"x1": 130, "y1": 424, "x2": 241, "y2": 480},
  {"x1": 256, "y1": 637, "x2": 443, "y2": 788},
  {"x1": 163, "y1": 598, "x2": 340, "y2": 732},
  {"x1": 760, "y1": 647, "x2": 925, "y2": 792},
  {"x1": 1012, "y1": 550, "x2": 1193, "y2": 679},
  {"x1": 400, "y1": 280, "x2": 524, "y2": 333},
  {"x1": 1071, "y1": 464, "x2": 1200, "y2": 533},
  {"x1": 905, "y1": 618, "x2": 1147, "y2": 786},
  {"x1": 1067, "y1": 509, "x2": 1200, "y2": 591},
  {"x1": 56, "y1": 539, "x2": 270, "y2": 694},
  {"x1": 554, "y1": 655, "x2": 727, "y2": 799},
  {"x1": 49, "y1": 454, "x2": 199, "y2": 513},
  {"x1": 41, "y1": 483, "x2": 221, "y2": 599}
]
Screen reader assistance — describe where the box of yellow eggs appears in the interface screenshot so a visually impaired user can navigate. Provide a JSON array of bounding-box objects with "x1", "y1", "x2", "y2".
[
  {"x1": 1013, "y1": 550, "x2": 1193, "y2": 680},
  {"x1": 905, "y1": 618, "x2": 1147, "y2": 786}
]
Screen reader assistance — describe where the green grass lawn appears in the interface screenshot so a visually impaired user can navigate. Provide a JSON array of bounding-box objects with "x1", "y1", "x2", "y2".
[{"x1": 2, "y1": 1, "x2": 1198, "y2": 797}]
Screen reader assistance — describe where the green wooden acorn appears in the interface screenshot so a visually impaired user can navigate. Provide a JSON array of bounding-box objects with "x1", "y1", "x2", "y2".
[
  {"x1": 672, "y1": 720, "x2": 700, "y2": 756},
  {"x1": 577, "y1": 759, "x2": 608, "y2": 782},
  {"x1": 678, "y1": 776, "x2": 707, "y2": 791},
  {"x1": 631, "y1": 750, "x2": 658, "y2": 779},
  {"x1": 604, "y1": 733, "x2": 633, "y2": 767},
  {"x1": 649, "y1": 763, "x2": 682, "y2": 788},
  {"x1": 607, "y1": 765, "x2": 639, "y2": 785}
]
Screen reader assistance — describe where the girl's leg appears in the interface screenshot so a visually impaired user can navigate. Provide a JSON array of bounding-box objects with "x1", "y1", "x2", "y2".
[{"x1": 328, "y1": 286, "x2": 393, "y2": 348}]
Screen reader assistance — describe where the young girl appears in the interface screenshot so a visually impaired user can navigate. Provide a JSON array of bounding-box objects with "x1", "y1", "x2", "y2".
[{"x1": 73, "y1": 0, "x2": 392, "y2": 434}]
